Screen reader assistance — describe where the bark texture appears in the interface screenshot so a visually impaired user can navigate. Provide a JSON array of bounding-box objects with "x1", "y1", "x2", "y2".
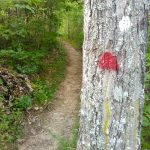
[{"x1": 77, "y1": 0, "x2": 149, "y2": 150}]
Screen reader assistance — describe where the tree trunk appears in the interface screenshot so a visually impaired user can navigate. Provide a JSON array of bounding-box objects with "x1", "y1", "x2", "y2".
[{"x1": 77, "y1": 0, "x2": 149, "y2": 150}]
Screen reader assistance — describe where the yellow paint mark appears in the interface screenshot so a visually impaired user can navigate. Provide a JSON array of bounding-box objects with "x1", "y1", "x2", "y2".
[
  {"x1": 102, "y1": 72, "x2": 113, "y2": 147},
  {"x1": 134, "y1": 100, "x2": 139, "y2": 148},
  {"x1": 104, "y1": 100, "x2": 111, "y2": 145}
]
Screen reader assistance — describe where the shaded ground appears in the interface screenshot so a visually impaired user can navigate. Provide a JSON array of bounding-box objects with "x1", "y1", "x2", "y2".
[{"x1": 18, "y1": 42, "x2": 82, "y2": 150}]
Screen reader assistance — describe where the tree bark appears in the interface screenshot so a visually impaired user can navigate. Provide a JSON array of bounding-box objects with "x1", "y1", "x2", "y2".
[{"x1": 77, "y1": 0, "x2": 149, "y2": 150}]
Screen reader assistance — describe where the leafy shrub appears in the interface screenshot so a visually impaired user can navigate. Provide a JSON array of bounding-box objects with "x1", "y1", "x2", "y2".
[
  {"x1": 0, "y1": 0, "x2": 61, "y2": 50},
  {"x1": 33, "y1": 44, "x2": 67, "y2": 105},
  {"x1": 0, "y1": 94, "x2": 32, "y2": 148},
  {"x1": 141, "y1": 26, "x2": 150, "y2": 149},
  {"x1": 142, "y1": 114, "x2": 150, "y2": 149},
  {"x1": 0, "y1": 49, "x2": 48, "y2": 74},
  {"x1": 0, "y1": 110, "x2": 23, "y2": 146},
  {"x1": 14, "y1": 95, "x2": 32, "y2": 110},
  {"x1": 33, "y1": 80, "x2": 53, "y2": 104}
]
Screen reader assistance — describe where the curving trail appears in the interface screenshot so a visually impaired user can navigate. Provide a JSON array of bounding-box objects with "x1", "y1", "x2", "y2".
[{"x1": 18, "y1": 42, "x2": 82, "y2": 150}]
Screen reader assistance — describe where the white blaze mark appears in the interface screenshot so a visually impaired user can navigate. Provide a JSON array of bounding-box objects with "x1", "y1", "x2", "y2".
[
  {"x1": 114, "y1": 86, "x2": 123, "y2": 102},
  {"x1": 123, "y1": 91, "x2": 128, "y2": 97},
  {"x1": 119, "y1": 16, "x2": 131, "y2": 32}
]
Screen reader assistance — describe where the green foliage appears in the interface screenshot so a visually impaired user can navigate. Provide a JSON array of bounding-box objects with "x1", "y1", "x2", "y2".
[
  {"x1": 0, "y1": 0, "x2": 67, "y2": 148},
  {"x1": 0, "y1": 41, "x2": 67, "y2": 148},
  {"x1": 0, "y1": 94, "x2": 32, "y2": 148},
  {"x1": 0, "y1": 78, "x2": 3, "y2": 84},
  {"x1": 33, "y1": 79, "x2": 53, "y2": 104},
  {"x1": 0, "y1": 0, "x2": 61, "y2": 50},
  {"x1": 0, "y1": 48, "x2": 48, "y2": 74},
  {"x1": 0, "y1": 109, "x2": 24, "y2": 148},
  {"x1": 141, "y1": 23, "x2": 150, "y2": 149},
  {"x1": 0, "y1": 45, "x2": 67, "y2": 148},
  {"x1": 0, "y1": 0, "x2": 64, "y2": 75},
  {"x1": 33, "y1": 44, "x2": 67, "y2": 104},
  {"x1": 59, "y1": 0, "x2": 83, "y2": 49},
  {"x1": 14, "y1": 95, "x2": 32, "y2": 110}
]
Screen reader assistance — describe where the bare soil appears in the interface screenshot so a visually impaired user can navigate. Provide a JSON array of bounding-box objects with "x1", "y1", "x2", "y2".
[{"x1": 18, "y1": 42, "x2": 82, "y2": 150}]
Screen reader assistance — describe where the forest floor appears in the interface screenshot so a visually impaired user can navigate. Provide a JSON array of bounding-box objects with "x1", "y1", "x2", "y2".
[{"x1": 18, "y1": 42, "x2": 82, "y2": 150}]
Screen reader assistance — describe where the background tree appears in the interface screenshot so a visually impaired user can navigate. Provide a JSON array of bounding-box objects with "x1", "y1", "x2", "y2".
[
  {"x1": 59, "y1": 0, "x2": 83, "y2": 48},
  {"x1": 77, "y1": 0, "x2": 149, "y2": 149}
]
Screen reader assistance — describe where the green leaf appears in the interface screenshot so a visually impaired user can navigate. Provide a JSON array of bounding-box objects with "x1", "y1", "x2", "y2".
[
  {"x1": 0, "y1": 79, "x2": 3, "y2": 84},
  {"x1": 142, "y1": 116, "x2": 150, "y2": 127},
  {"x1": 14, "y1": 95, "x2": 32, "y2": 110},
  {"x1": 144, "y1": 105, "x2": 150, "y2": 115}
]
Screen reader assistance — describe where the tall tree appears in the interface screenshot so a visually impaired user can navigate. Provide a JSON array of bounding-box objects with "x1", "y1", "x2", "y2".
[{"x1": 77, "y1": 0, "x2": 149, "y2": 149}]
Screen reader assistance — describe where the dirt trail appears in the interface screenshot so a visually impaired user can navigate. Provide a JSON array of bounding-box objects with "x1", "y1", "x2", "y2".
[{"x1": 18, "y1": 42, "x2": 82, "y2": 150}]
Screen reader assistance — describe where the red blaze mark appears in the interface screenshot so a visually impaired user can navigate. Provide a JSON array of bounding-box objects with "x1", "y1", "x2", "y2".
[{"x1": 98, "y1": 52, "x2": 119, "y2": 71}]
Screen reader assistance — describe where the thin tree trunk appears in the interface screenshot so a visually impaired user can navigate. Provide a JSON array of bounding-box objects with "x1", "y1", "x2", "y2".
[{"x1": 77, "y1": 0, "x2": 149, "y2": 150}]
